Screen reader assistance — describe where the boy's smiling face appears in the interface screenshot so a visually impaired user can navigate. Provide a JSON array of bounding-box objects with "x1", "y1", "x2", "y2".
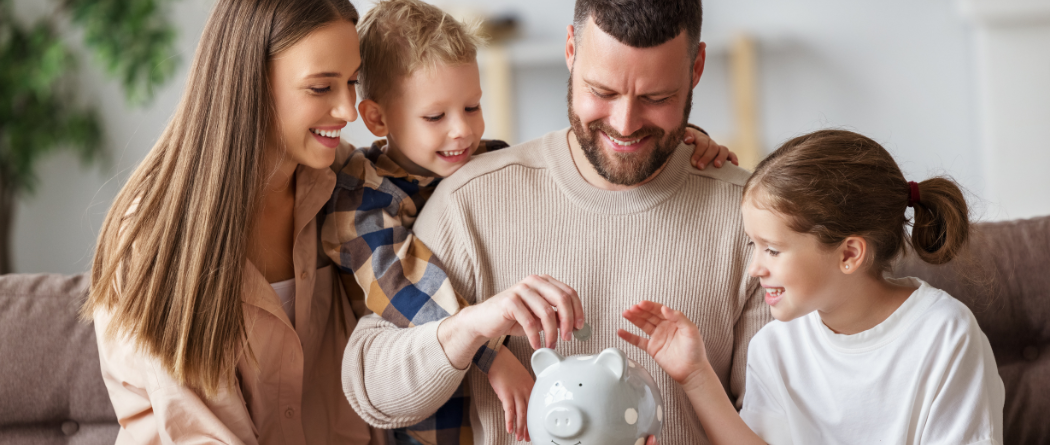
[{"x1": 360, "y1": 60, "x2": 485, "y2": 178}]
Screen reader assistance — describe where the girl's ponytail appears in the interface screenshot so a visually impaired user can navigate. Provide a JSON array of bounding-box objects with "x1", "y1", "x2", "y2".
[
  {"x1": 743, "y1": 129, "x2": 974, "y2": 273},
  {"x1": 910, "y1": 178, "x2": 971, "y2": 265}
]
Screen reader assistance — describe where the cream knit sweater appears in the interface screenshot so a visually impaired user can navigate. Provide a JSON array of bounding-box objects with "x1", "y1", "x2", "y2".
[{"x1": 342, "y1": 128, "x2": 771, "y2": 445}]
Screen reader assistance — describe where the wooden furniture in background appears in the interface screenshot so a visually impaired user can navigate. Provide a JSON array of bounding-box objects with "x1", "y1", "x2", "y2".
[
  {"x1": 728, "y1": 34, "x2": 763, "y2": 170},
  {"x1": 477, "y1": 29, "x2": 764, "y2": 162}
]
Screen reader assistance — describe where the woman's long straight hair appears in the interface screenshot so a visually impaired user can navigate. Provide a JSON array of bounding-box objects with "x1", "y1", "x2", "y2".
[{"x1": 84, "y1": 0, "x2": 358, "y2": 398}]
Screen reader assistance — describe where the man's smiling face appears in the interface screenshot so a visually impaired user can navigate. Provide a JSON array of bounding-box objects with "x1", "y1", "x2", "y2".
[{"x1": 566, "y1": 15, "x2": 705, "y2": 186}]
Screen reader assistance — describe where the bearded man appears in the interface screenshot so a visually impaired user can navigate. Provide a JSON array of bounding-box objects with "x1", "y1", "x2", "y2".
[{"x1": 341, "y1": 0, "x2": 771, "y2": 443}]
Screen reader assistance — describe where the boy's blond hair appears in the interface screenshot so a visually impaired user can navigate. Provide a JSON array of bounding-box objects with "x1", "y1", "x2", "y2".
[{"x1": 358, "y1": 0, "x2": 484, "y2": 102}]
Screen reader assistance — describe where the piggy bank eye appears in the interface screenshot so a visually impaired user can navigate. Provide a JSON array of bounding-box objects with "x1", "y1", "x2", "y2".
[{"x1": 578, "y1": 383, "x2": 582, "y2": 387}]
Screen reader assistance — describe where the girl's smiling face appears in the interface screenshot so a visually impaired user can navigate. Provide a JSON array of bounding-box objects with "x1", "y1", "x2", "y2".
[{"x1": 741, "y1": 196, "x2": 844, "y2": 322}]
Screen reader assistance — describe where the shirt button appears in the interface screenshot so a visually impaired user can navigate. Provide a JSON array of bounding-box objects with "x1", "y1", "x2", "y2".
[
  {"x1": 285, "y1": 408, "x2": 294, "y2": 418},
  {"x1": 61, "y1": 420, "x2": 79, "y2": 436}
]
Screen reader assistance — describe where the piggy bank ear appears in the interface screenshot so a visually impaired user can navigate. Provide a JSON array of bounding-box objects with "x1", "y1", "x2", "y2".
[
  {"x1": 595, "y1": 347, "x2": 627, "y2": 380},
  {"x1": 531, "y1": 348, "x2": 564, "y2": 376}
]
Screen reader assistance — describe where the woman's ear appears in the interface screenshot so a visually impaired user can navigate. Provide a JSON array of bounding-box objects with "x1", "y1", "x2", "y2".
[
  {"x1": 839, "y1": 236, "x2": 867, "y2": 274},
  {"x1": 358, "y1": 99, "x2": 388, "y2": 138}
]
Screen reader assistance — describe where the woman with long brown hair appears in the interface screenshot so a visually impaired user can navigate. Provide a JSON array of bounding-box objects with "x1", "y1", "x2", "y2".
[{"x1": 82, "y1": 0, "x2": 377, "y2": 442}]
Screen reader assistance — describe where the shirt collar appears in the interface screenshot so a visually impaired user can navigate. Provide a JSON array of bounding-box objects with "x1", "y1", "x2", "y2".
[
  {"x1": 365, "y1": 140, "x2": 441, "y2": 189},
  {"x1": 241, "y1": 162, "x2": 334, "y2": 312}
]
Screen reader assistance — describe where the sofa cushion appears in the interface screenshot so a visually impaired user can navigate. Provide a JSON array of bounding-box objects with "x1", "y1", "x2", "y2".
[
  {"x1": 0, "y1": 273, "x2": 118, "y2": 444},
  {"x1": 896, "y1": 215, "x2": 1050, "y2": 444}
]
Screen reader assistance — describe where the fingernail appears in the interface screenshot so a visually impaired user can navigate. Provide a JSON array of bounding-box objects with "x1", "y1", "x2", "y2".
[
  {"x1": 715, "y1": 161, "x2": 721, "y2": 167},
  {"x1": 698, "y1": 163, "x2": 705, "y2": 169}
]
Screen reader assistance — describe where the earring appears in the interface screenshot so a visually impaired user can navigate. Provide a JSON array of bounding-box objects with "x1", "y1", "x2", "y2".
[{"x1": 845, "y1": 265, "x2": 850, "y2": 270}]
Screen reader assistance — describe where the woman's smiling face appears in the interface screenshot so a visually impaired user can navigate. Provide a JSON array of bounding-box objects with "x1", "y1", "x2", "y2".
[
  {"x1": 269, "y1": 20, "x2": 361, "y2": 171},
  {"x1": 741, "y1": 196, "x2": 843, "y2": 322}
]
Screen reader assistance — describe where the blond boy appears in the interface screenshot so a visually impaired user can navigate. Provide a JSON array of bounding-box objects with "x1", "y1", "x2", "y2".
[{"x1": 320, "y1": 1, "x2": 732, "y2": 444}]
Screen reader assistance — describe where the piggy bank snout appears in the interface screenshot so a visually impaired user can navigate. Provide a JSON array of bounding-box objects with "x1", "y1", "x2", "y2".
[{"x1": 544, "y1": 406, "x2": 586, "y2": 438}]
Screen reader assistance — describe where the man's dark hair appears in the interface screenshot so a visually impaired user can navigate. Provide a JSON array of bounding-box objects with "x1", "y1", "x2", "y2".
[{"x1": 573, "y1": 0, "x2": 703, "y2": 58}]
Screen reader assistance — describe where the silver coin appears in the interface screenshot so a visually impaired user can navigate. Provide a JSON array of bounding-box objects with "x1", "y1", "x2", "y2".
[{"x1": 572, "y1": 322, "x2": 592, "y2": 341}]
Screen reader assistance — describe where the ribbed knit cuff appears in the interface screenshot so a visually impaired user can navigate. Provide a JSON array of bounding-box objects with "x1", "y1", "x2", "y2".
[
  {"x1": 472, "y1": 336, "x2": 505, "y2": 374},
  {"x1": 415, "y1": 319, "x2": 468, "y2": 380}
]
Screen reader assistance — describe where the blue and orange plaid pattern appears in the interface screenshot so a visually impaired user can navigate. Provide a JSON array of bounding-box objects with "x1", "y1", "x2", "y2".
[{"x1": 320, "y1": 140, "x2": 507, "y2": 445}]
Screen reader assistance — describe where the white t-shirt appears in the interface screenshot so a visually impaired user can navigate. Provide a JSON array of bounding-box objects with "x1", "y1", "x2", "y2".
[
  {"x1": 740, "y1": 277, "x2": 1004, "y2": 445},
  {"x1": 271, "y1": 278, "x2": 296, "y2": 328}
]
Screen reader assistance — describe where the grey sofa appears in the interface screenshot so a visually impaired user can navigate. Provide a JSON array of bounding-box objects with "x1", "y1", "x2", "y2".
[
  {"x1": 0, "y1": 216, "x2": 1047, "y2": 444},
  {"x1": 895, "y1": 215, "x2": 1050, "y2": 444},
  {"x1": 0, "y1": 274, "x2": 117, "y2": 444}
]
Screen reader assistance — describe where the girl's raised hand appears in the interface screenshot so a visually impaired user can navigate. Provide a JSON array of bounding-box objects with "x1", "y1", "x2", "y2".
[
  {"x1": 684, "y1": 127, "x2": 739, "y2": 170},
  {"x1": 618, "y1": 301, "x2": 709, "y2": 385}
]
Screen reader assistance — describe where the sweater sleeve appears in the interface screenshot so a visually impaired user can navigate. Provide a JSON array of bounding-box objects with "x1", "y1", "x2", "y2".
[
  {"x1": 339, "y1": 164, "x2": 502, "y2": 426},
  {"x1": 411, "y1": 169, "x2": 509, "y2": 365},
  {"x1": 341, "y1": 314, "x2": 469, "y2": 428},
  {"x1": 321, "y1": 150, "x2": 501, "y2": 372}
]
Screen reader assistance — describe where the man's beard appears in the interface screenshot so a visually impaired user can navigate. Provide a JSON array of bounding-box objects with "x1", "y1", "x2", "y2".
[{"x1": 567, "y1": 75, "x2": 692, "y2": 186}]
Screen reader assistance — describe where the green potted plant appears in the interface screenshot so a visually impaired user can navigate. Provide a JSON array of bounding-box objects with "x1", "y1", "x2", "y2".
[{"x1": 0, "y1": 0, "x2": 178, "y2": 273}]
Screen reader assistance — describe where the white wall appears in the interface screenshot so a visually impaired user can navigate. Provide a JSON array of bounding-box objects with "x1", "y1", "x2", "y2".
[
  {"x1": 476, "y1": 0, "x2": 984, "y2": 202},
  {"x1": 962, "y1": 0, "x2": 1050, "y2": 220},
  {"x1": 8, "y1": 0, "x2": 1027, "y2": 274},
  {"x1": 10, "y1": 0, "x2": 215, "y2": 274}
]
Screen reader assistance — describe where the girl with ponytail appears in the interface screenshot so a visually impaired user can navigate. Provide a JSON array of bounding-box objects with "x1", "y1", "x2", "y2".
[{"x1": 621, "y1": 129, "x2": 1004, "y2": 444}]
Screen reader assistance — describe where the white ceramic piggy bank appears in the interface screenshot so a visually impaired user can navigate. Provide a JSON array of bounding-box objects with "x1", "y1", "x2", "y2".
[{"x1": 527, "y1": 347, "x2": 664, "y2": 445}]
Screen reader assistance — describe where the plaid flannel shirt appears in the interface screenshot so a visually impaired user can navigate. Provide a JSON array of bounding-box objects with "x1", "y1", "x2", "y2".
[{"x1": 320, "y1": 139, "x2": 508, "y2": 445}]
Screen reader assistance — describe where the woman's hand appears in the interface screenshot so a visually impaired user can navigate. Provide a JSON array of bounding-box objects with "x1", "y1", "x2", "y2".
[
  {"x1": 684, "y1": 128, "x2": 739, "y2": 170},
  {"x1": 618, "y1": 300, "x2": 709, "y2": 386}
]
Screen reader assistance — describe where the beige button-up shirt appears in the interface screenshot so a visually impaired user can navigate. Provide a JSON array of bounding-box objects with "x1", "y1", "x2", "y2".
[{"x1": 94, "y1": 164, "x2": 378, "y2": 444}]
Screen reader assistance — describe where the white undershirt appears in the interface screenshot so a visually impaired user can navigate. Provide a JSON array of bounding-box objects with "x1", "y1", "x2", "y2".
[
  {"x1": 740, "y1": 277, "x2": 1004, "y2": 445},
  {"x1": 270, "y1": 278, "x2": 296, "y2": 328}
]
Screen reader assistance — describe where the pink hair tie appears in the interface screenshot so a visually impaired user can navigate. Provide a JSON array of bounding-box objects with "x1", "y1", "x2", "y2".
[{"x1": 907, "y1": 181, "x2": 921, "y2": 207}]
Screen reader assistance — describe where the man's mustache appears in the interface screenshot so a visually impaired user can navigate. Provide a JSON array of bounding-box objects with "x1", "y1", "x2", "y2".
[{"x1": 587, "y1": 121, "x2": 663, "y2": 142}]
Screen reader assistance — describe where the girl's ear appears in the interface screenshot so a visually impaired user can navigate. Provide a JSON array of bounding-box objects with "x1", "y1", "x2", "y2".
[
  {"x1": 839, "y1": 236, "x2": 867, "y2": 274},
  {"x1": 359, "y1": 99, "x2": 388, "y2": 137}
]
